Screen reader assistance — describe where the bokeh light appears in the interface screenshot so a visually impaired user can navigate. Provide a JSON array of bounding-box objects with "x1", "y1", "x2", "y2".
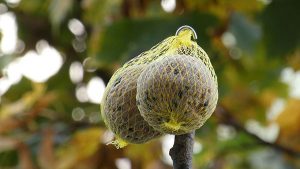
[
  {"x1": 72, "y1": 107, "x2": 85, "y2": 121},
  {"x1": 115, "y1": 158, "x2": 131, "y2": 169},
  {"x1": 21, "y1": 43, "x2": 63, "y2": 82},
  {"x1": 221, "y1": 31, "x2": 237, "y2": 48},
  {"x1": 0, "y1": 12, "x2": 17, "y2": 54},
  {"x1": 75, "y1": 84, "x2": 89, "y2": 103},
  {"x1": 162, "y1": 135, "x2": 174, "y2": 165},
  {"x1": 86, "y1": 77, "x2": 106, "y2": 104},
  {"x1": 69, "y1": 61, "x2": 84, "y2": 84},
  {"x1": 281, "y1": 67, "x2": 300, "y2": 98},
  {"x1": 245, "y1": 119, "x2": 279, "y2": 143},
  {"x1": 161, "y1": 0, "x2": 176, "y2": 13},
  {"x1": 68, "y1": 18, "x2": 85, "y2": 36}
]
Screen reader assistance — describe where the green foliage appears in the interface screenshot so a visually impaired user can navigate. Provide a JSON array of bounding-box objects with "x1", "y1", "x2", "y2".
[
  {"x1": 0, "y1": 0, "x2": 299, "y2": 168},
  {"x1": 229, "y1": 12, "x2": 261, "y2": 54},
  {"x1": 96, "y1": 12, "x2": 218, "y2": 65},
  {"x1": 0, "y1": 150, "x2": 18, "y2": 167},
  {"x1": 261, "y1": 0, "x2": 300, "y2": 57}
]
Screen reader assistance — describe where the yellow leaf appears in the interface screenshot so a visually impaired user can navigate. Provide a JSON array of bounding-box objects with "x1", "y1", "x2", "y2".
[
  {"x1": 56, "y1": 128, "x2": 104, "y2": 169},
  {"x1": 276, "y1": 98, "x2": 300, "y2": 151}
]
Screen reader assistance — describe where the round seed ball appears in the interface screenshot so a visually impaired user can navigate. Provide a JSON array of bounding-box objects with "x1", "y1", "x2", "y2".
[
  {"x1": 101, "y1": 65, "x2": 162, "y2": 144},
  {"x1": 136, "y1": 55, "x2": 218, "y2": 135}
]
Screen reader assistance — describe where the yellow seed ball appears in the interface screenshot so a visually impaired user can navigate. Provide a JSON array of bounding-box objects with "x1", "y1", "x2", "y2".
[{"x1": 136, "y1": 55, "x2": 218, "y2": 135}]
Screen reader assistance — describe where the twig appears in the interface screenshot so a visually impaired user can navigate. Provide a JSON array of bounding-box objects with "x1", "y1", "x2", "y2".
[
  {"x1": 169, "y1": 131, "x2": 195, "y2": 169},
  {"x1": 215, "y1": 105, "x2": 300, "y2": 157}
]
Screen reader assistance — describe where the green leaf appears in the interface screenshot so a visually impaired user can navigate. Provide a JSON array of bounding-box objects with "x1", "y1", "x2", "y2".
[
  {"x1": 82, "y1": 0, "x2": 122, "y2": 25},
  {"x1": 0, "y1": 150, "x2": 18, "y2": 167},
  {"x1": 49, "y1": 0, "x2": 73, "y2": 28},
  {"x1": 18, "y1": 0, "x2": 51, "y2": 16},
  {"x1": 261, "y1": 0, "x2": 300, "y2": 57},
  {"x1": 94, "y1": 12, "x2": 219, "y2": 65},
  {"x1": 229, "y1": 12, "x2": 261, "y2": 54}
]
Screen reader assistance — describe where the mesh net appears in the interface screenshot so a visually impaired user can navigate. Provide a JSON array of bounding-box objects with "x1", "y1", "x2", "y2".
[
  {"x1": 102, "y1": 65, "x2": 162, "y2": 146},
  {"x1": 136, "y1": 55, "x2": 218, "y2": 134},
  {"x1": 101, "y1": 28, "x2": 218, "y2": 147}
]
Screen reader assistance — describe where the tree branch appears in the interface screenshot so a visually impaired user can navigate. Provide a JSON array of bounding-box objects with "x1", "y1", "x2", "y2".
[
  {"x1": 215, "y1": 105, "x2": 300, "y2": 157},
  {"x1": 169, "y1": 131, "x2": 195, "y2": 169}
]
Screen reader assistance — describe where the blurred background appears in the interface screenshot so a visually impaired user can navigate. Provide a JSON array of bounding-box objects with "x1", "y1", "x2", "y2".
[{"x1": 0, "y1": 0, "x2": 299, "y2": 168}]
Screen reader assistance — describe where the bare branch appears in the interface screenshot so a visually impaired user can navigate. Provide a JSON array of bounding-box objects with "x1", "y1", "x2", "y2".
[
  {"x1": 215, "y1": 105, "x2": 300, "y2": 157},
  {"x1": 169, "y1": 131, "x2": 195, "y2": 169}
]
